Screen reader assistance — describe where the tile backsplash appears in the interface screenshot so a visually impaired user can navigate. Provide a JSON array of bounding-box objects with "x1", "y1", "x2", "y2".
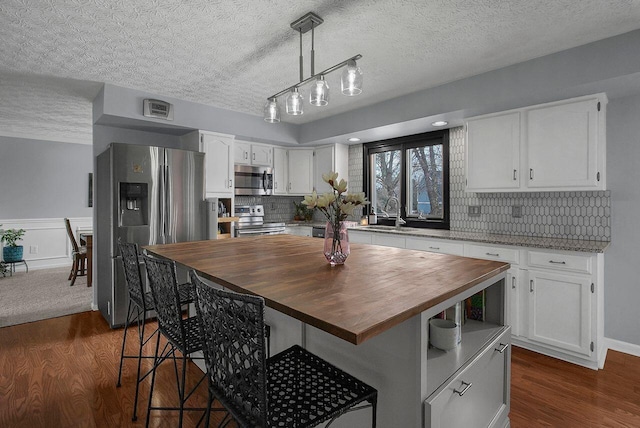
[
  {"x1": 246, "y1": 127, "x2": 611, "y2": 242},
  {"x1": 448, "y1": 126, "x2": 610, "y2": 241}
]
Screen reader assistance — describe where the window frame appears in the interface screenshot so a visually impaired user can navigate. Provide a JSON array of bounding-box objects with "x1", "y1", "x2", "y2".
[{"x1": 363, "y1": 129, "x2": 450, "y2": 230}]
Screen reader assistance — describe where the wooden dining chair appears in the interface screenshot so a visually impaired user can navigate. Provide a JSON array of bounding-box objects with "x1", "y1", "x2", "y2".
[{"x1": 64, "y1": 218, "x2": 86, "y2": 286}]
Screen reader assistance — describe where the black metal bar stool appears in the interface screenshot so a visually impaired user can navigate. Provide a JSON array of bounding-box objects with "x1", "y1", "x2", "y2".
[
  {"x1": 190, "y1": 270, "x2": 378, "y2": 428},
  {"x1": 116, "y1": 241, "x2": 196, "y2": 421},
  {"x1": 142, "y1": 255, "x2": 210, "y2": 428}
]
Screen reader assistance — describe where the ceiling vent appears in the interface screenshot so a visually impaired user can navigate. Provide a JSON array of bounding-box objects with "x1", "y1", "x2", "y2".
[{"x1": 143, "y1": 99, "x2": 174, "y2": 121}]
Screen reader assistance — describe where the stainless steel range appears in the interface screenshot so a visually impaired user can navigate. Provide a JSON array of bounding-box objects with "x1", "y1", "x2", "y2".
[{"x1": 234, "y1": 205, "x2": 285, "y2": 237}]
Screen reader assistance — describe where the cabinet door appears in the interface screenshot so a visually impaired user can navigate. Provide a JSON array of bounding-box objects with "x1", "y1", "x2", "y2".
[
  {"x1": 506, "y1": 268, "x2": 523, "y2": 337},
  {"x1": 234, "y1": 141, "x2": 250, "y2": 165},
  {"x1": 466, "y1": 112, "x2": 520, "y2": 191},
  {"x1": 273, "y1": 148, "x2": 288, "y2": 195},
  {"x1": 201, "y1": 133, "x2": 233, "y2": 195},
  {"x1": 313, "y1": 145, "x2": 333, "y2": 193},
  {"x1": 526, "y1": 98, "x2": 601, "y2": 189},
  {"x1": 313, "y1": 144, "x2": 349, "y2": 193},
  {"x1": 251, "y1": 145, "x2": 273, "y2": 167},
  {"x1": 527, "y1": 270, "x2": 592, "y2": 356},
  {"x1": 288, "y1": 149, "x2": 314, "y2": 195}
]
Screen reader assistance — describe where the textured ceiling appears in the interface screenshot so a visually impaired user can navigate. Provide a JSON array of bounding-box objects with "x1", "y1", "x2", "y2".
[{"x1": 1, "y1": 0, "x2": 640, "y2": 145}]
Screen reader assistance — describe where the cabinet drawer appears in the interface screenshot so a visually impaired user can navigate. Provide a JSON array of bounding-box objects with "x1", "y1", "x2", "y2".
[
  {"x1": 371, "y1": 234, "x2": 405, "y2": 248},
  {"x1": 527, "y1": 250, "x2": 592, "y2": 274},
  {"x1": 464, "y1": 243, "x2": 520, "y2": 265},
  {"x1": 425, "y1": 327, "x2": 510, "y2": 428},
  {"x1": 406, "y1": 237, "x2": 464, "y2": 256}
]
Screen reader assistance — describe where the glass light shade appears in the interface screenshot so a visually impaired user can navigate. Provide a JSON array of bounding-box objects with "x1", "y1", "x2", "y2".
[
  {"x1": 263, "y1": 98, "x2": 280, "y2": 123},
  {"x1": 285, "y1": 88, "x2": 304, "y2": 115},
  {"x1": 341, "y1": 59, "x2": 363, "y2": 96},
  {"x1": 310, "y1": 75, "x2": 329, "y2": 106}
]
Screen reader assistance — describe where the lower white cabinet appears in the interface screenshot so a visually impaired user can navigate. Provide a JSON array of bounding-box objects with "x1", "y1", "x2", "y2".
[
  {"x1": 527, "y1": 269, "x2": 592, "y2": 357},
  {"x1": 350, "y1": 227, "x2": 604, "y2": 369},
  {"x1": 506, "y1": 268, "x2": 523, "y2": 337},
  {"x1": 405, "y1": 237, "x2": 464, "y2": 256},
  {"x1": 425, "y1": 327, "x2": 511, "y2": 428}
]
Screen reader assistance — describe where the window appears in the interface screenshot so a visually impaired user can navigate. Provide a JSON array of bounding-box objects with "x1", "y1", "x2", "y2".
[{"x1": 364, "y1": 129, "x2": 449, "y2": 229}]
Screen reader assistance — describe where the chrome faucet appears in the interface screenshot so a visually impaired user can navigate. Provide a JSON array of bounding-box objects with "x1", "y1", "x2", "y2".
[{"x1": 385, "y1": 196, "x2": 406, "y2": 229}]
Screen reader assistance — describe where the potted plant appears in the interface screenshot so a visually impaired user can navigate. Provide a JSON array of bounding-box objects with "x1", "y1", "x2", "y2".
[{"x1": 1, "y1": 226, "x2": 26, "y2": 263}]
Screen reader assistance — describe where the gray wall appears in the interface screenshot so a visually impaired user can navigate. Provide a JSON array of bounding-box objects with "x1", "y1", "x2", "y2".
[
  {"x1": 0, "y1": 136, "x2": 93, "y2": 219},
  {"x1": 605, "y1": 93, "x2": 640, "y2": 345}
]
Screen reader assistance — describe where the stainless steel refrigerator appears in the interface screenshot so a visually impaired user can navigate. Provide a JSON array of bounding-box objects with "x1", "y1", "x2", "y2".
[{"x1": 96, "y1": 143, "x2": 206, "y2": 328}]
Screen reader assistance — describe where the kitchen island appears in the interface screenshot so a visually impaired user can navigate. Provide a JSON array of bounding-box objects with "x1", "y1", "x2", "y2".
[{"x1": 145, "y1": 235, "x2": 511, "y2": 428}]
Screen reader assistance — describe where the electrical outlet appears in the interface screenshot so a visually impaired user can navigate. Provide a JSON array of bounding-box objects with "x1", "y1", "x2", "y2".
[
  {"x1": 29, "y1": 245, "x2": 38, "y2": 254},
  {"x1": 512, "y1": 205, "x2": 523, "y2": 218},
  {"x1": 468, "y1": 205, "x2": 481, "y2": 217}
]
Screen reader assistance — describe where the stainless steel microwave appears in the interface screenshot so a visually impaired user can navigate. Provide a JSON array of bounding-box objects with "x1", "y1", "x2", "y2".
[{"x1": 234, "y1": 165, "x2": 273, "y2": 196}]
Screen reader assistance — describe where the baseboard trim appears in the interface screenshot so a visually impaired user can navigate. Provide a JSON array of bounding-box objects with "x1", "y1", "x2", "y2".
[{"x1": 604, "y1": 337, "x2": 640, "y2": 358}]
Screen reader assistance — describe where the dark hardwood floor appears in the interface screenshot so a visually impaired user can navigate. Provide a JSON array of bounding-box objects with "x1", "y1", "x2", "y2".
[{"x1": 1, "y1": 310, "x2": 639, "y2": 427}]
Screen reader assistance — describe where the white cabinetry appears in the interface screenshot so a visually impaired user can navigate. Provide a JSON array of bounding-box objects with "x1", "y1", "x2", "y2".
[
  {"x1": 465, "y1": 93, "x2": 607, "y2": 192},
  {"x1": 313, "y1": 144, "x2": 349, "y2": 192},
  {"x1": 425, "y1": 327, "x2": 510, "y2": 428},
  {"x1": 355, "y1": 228, "x2": 605, "y2": 369},
  {"x1": 273, "y1": 148, "x2": 314, "y2": 195},
  {"x1": 466, "y1": 112, "x2": 521, "y2": 192},
  {"x1": 235, "y1": 140, "x2": 273, "y2": 167},
  {"x1": 405, "y1": 237, "x2": 464, "y2": 256},
  {"x1": 527, "y1": 98, "x2": 602, "y2": 189},
  {"x1": 199, "y1": 131, "x2": 234, "y2": 197},
  {"x1": 527, "y1": 269, "x2": 592, "y2": 356},
  {"x1": 524, "y1": 249, "x2": 598, "y2": 361}
]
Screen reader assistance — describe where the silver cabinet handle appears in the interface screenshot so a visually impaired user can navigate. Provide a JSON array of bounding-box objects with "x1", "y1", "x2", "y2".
[
  {"x1": 530, "y1": 279, "x2": 534, "y2": 292},
  {"x1": 549, "y1": 260, "x2": 566, "y2": 265},
  {"x1": 244, "y1": 152, "x2": 248, "y2": 160},
  {"x1": 429, "y1": 246, "x2": 440, "y2": 250},
  {"x1": 486, "y1": 252, "x2": 499, "y2": 257},
  {"x1": 511, "y1": 276, "x2": 516, "y2": 289},
  {"x1": 513, "y1": 169, "x2": 517, "y2": 180},
  {"x1": 454, "y1": 381, "x2": 472, "y2": 396},
  {"x1": 495, "y1": 343, "x2": 509, "y2": 354},
  {"x1": 529, "y1": 168, "x2": 534, "y2": 180},
  {"x1": 252, "y1": 153, "x2": 256, "y2": 161}
]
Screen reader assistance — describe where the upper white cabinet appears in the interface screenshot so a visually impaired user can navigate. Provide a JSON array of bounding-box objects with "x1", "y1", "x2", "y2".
[
  {"x1": 313, "y1": 144, "x2": 349, "y2": 193},
  {"x1": 273, "y1": 148, "x2": 314, "y2": 196},
  {"x1": 466, "y1": 112, "x2": 521, "y2": 191},
  {"x1": 199, "y1": 131, "x2": 234, "y2": 197},
  {"x1": 466, "y1": 93, "x2": 607, "y2": 192},
  {"x1": 526, "y1": 98, "x2": 602, "y2": 189},
  {"x1": 234, "y1": 140, "x2": 273, "y2": 167}
]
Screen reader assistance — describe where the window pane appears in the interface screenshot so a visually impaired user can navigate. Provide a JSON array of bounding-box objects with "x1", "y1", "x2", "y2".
[
  {"x1": 407, "y1": 145, "x2": 443, "y2": 219},
  {"x1": 371, "y1": 150, "x2": 401, "y2": 216}
]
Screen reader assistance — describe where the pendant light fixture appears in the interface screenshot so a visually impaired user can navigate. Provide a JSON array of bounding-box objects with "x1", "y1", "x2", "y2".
[
  {"x1": 310, "y1": 75, "x2": 329, "y2": 106},
  {"x1": 263, "y1": 97, "x2": 280, "y2": 123},
  {"x1": 263, "y1": 12, "x2": 363, "y2": 123}
]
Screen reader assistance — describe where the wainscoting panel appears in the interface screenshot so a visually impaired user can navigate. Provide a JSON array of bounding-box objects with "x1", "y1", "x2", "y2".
[{"x1": 0, "y1": 217, "x2": 92, "y2": 271}]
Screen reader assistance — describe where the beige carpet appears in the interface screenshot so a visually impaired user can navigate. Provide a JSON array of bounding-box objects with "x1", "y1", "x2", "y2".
[{"x1": 0, "y1": 266, "x2": 93, "y2": 328}]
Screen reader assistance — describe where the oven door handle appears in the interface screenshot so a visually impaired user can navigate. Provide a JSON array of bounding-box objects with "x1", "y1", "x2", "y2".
[{"x1": 236, "y1": 228, "x2": 284, "y2": 236}]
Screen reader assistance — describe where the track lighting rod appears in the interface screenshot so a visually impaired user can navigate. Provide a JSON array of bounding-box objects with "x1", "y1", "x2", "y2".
[{"x1": 267, "y1": 54, "x2": 363, "y2": 101}]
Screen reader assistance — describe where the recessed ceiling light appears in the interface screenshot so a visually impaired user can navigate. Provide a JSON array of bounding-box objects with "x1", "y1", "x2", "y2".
[
  {"x1": 431, "y1": 121, "x2": 448, "y2": 127},
  {"x1": 348, "y1": 137, "x2": 361, "y2": 142}
]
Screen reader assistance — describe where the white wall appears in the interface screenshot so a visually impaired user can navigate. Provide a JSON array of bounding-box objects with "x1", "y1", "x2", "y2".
[
  {"x1": 605, "y1": 93, "x2": 640, "y2": 347},
  {"x1": 0, "y1": 136, "x2": 94, "y2": 270}
]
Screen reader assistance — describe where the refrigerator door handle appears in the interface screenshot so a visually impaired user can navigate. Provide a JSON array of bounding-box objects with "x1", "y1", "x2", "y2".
[
  {"x1": 164, "y1": 165, "x2": 170, "y2": 239},
  {"x1": 159, "y1": 162, "x2": 166, "y2": 241}
]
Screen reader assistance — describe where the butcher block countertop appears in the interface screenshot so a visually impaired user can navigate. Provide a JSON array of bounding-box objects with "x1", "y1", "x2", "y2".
[{"x1": 144, "y1": 235, "x2": 509, "y2": 345}]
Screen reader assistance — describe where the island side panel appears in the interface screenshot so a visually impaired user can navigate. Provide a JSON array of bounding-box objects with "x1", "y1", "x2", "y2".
[{"x1": 306, "y1": 314, "x2": 424, "y2": 428}]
